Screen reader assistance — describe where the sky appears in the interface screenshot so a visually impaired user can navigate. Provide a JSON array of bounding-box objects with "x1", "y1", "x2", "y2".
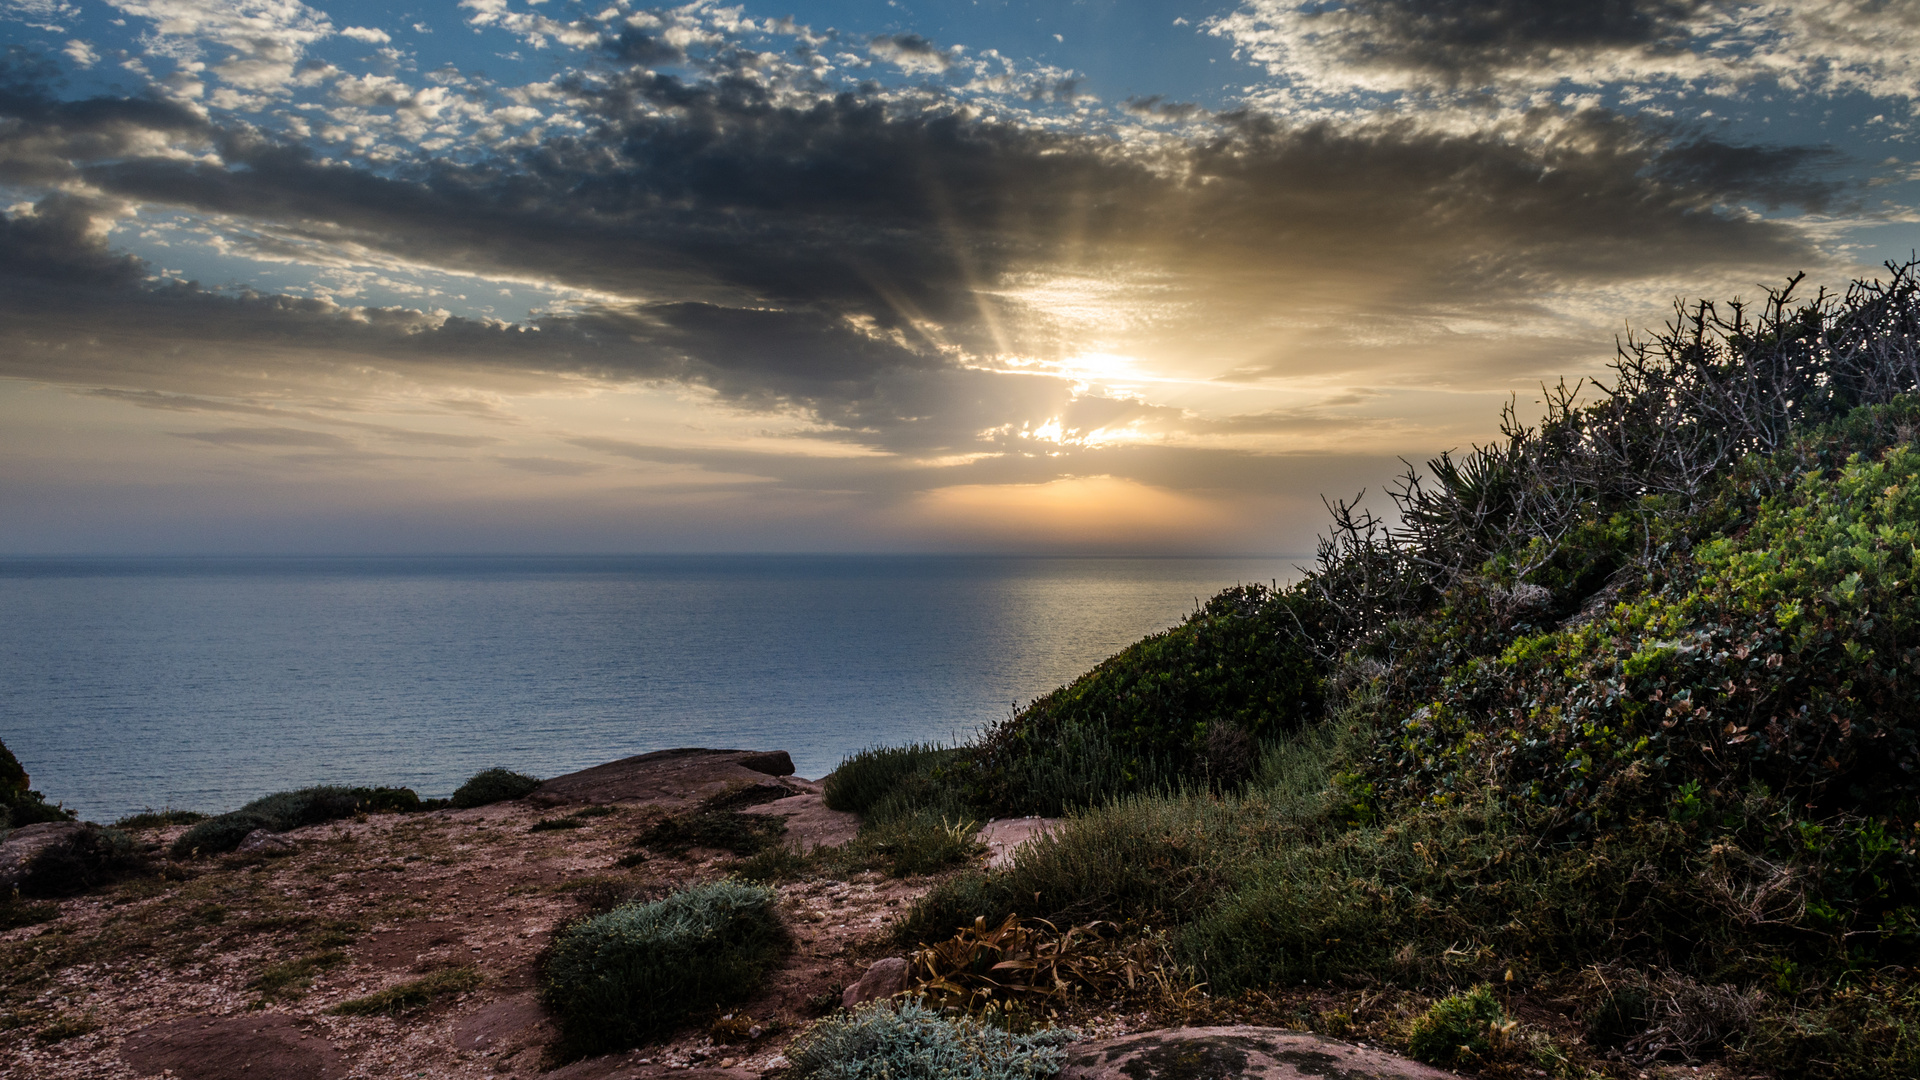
[{"x1": 1, "y1": 0, "x2": 1917, "y2": 555}]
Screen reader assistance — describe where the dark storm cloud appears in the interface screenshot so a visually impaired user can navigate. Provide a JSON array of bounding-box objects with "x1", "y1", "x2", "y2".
[
  {"x1": 0, "y1": 49, "x2": 1847, "y2": 457},
  {"x1": 1226, "y1": 0, "x2": 1708, "y2": 87}
]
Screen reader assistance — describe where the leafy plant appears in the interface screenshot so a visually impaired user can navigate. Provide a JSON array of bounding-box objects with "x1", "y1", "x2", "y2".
[{"x1": 1406, "y1": 985, "x2": 1512, "y2": 1067}]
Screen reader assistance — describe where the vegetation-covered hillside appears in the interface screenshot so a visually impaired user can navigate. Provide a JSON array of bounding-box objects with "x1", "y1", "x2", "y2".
[{"x1": 838, "y1": 262, "x2": 1920, "y2": 1078}]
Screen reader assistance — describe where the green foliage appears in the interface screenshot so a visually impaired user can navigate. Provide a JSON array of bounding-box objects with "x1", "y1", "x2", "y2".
[
  {"x1": 450, "y1": 767, "x2": 542, "y2": 808},
  {"x1": 972, "y1": 585, "x2": 1323, "y2": 816},
  {"x1": 1406, "y1": 985, "x2": 1508, "y2": 1067},
  {"x1": 743, "y1": 811, "x2": 983, "y2": 883},
  {"x1": 328, "y1": 966, "x2": 482, "y2": 1016},
  {"x1": 169, "y1": 785, "x2": 430, "y2": 858},
  {"x1": 542, "y1": 879, "x2": 789, "y2": 1057},
  {"x1": 0, "y1": 737, "x2": 74, "y2": 830},
  {"x1": 825, "y1": 745, "x2": 963, "y2": 815},
  {"x1": 249, "y1": 951, "x2": 347, "y2": 1003},
  {"x1": 786, "y1": 1002, "x2": 1078, "y2": 1080},
  {"x1": 0, "y1": 738, "x2": 26, "y2": 796}
]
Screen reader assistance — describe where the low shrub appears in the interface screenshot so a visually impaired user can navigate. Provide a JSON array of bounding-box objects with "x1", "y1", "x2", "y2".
[
  {"x1": 0, "y1": 738, "x2": 74, "y2": 829},
  {"x1": 530, "y1": 817, "x2": 586, "y2": 832},
  {"x1": 112, "y1": 808, "x2": 208, "y2": 830},
  {"x1": 169, "y1": 785, "x2": 430, "y2": 858},
  {"x1": 1406, "y1": 985, "x2": 1509, "y2": 1067},
  {"x1": 451, "y1": 768, "x2": 542, "y2": 808},
  {"x1": 15, "y1": 824, "x2": 141, "y2": 897},
  {"x1": 638, "y1": 811, "x2": 786, "y2": 856},
  {"x1": 787, "y1": 1001, "x2": 1078, "y2": 1080},
  {"x1": 542, "y1": 879, "x2": 789, "y2": 1057}
]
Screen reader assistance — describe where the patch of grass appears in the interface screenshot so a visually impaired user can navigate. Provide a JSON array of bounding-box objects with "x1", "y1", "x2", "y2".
[
  {"x1": 542, "y1": 879, "x2": 789, "y2": 1057},
  {"x1": 34, "y1": 1014, "x2": 100, "y2": 1044},
  {"x1": 637, "y1": 810, "x2": 787, "y2": 856},
  {"x1": 248, "y1": 950, "x2": 347, "y2": 1003},
  {"x1": 113, "y1": 808, "x2": 208, "y2": 830},
  {"x1": 572, "y1": 805, "x2": 617, "y2": 818},
  {"x1": 0, "y1": 895, "x2": 60, "y2": 931},
  {"x1": 530, "y1": 817, "x2": 586, "y2": 832},
  {"x1": 451, "y1": 768, "x2": 542, "y2": 808},
  {"x1": 786, "y1": 1001, "x2": 1079, "y2": 1080},
  {"x1": 824, "y1": 744, "x2": 960, "y2": 815},
  {"x1": 328, "y1": 966, "x2": 483, "y2": 1017},
  {"x1": 740, "y1": 812, "x2": 980, "y2": 883}
]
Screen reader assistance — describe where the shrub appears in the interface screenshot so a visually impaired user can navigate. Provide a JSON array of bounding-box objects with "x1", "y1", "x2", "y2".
[
  {"x1": 13, "y1": 823, "x2": 142, "y2": 897},
  {"x1": 0, "y1": 738, "x2": 74, "y2": 830},
  {"x1": 112, "y1": 808, "x2": 207, "y2": 830},
  {"x1": 542, "y1": 879, "x2": 789, "y2": 1057},
  {"x1": 637, "y1": 811, "x2": 786, "y2": 856},
  {"x1": 1406, "y1": 985, "x2": 1510, "y2": 1067},
  {"x1": 168, "y1": 785, "x2": 429, "y2": 858},
  {"x1": 787, "y1": 1001, "x2": 1078, "y2": 1080},
  {"x1": 451, "y1": 768, "x2": 542, "y2": 808}
]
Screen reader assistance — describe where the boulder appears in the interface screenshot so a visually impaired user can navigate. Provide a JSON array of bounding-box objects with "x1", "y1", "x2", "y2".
[
  {"x1": 234, "y1": 829, "x2": 297, "y2": 856},
  {"x1": 977, "y1": 817, "x2": 1060, "y2": 869},
  {"x1": 1062, "y1": 1028, "x2": 1460, "y2": 1080},
  {"x1": 528, "y1": 748, "x2": 800, "y2": 809},
  {"x1": 0, "y1": 821, "x2": 137, "y2": 897},
  {"x1": 842, "y1": 956, "x2": 912, "y2": 1009},
  {"x1": 121, "y1": 1012, "x2": 343, "y2": 1080}
]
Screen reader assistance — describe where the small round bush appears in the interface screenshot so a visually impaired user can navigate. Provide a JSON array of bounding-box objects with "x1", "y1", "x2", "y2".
[
  {"x1": 1407, "y1": 984, "x2": 1508, "y2": 1067},
  {"x1": 788, "y1": 1001, "x2": 1078, "y2": 1080},
  {"x1": 170, "y1": 810, "x2": 277, "y2": 858},
  {"x1": 542, "y1": 879, "x2": 789, "y2": 1056},
  {"x1": 18, "y1": 824, "x2": 140, "y2": 897},
  {"x1": 451, "y1": 768, "x2": 542, "y2": 808}
]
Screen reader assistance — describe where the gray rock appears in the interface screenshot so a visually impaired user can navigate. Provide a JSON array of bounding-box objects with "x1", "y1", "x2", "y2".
[
  {"x1": 842, "y1": 956, "x2": 912, "y2": 1009},
  {"x1": 1062, "y1": 1027, "x2": 1460, "y2": 1080},
  {"x1": 234, "y1": 829, "x2": 296, "y2": 856},
  {"x1": 528, "y1": 748, "x2": 799, "y2": 809}
]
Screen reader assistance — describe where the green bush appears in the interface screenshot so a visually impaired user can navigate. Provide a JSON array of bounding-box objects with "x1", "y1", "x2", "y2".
[
  {"x1": 0, "y1": 737, "x2": 74, "y2": 830},
  {"x1": 787, "y1": 1001, "x2": 1078, "y2": 1080},
  {"x1": 1406, "y1": 985, "x2": 1509, "y2": 1067},
  {"x1": 638, "y1": 810, "x2": 787, "y2": 856},
  {"x1": 14, "y1": 823, "x2": 141, "y2": 897},
  {"x1": 168, "y1": 785, "x2": 428, "y2": 858},
  {"x1": 112, "y1": 808, "x2": 208, "y2": 830},
  {"x1": 542, "y1": 879, "x2": 790, "y2": 1056},
  {"x1": 451, "y1": 767, "x2": 542, "y2": 808}
]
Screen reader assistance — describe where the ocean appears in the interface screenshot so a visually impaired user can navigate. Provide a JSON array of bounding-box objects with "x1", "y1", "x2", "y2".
[{"x1": 0, "y1": 555, "x2": 1300, "y2": 823}]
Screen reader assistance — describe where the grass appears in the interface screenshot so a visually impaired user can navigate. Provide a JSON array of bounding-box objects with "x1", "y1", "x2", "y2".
[
  {"x1": 248, "y1": 950, "x2": 347, "y2": 1004},
  {"x1": 738, "y1": 810, "x2": 981, "y2": 883},
  {"x1": 328, "y1": 966, "x2": 483, "y2": 1016},
  {"x1": 0, "y1": 895, "x2": 60, "y2": 931},
  {"x1": 542, "y1": 880, "x2": 789, "y2": 1057},
  {"x1": 169, "y1": 785, "x2": 433, "y2": 858},
  {"x1": 786, "y1": 1001, "x2": 1079, "y2": 1080},
  {"x1": 530, "y1": 817, "x2": 586, "y2": 832},
  {"x1": 113, "y1": 808, "x2": 208, "y2": 830}
]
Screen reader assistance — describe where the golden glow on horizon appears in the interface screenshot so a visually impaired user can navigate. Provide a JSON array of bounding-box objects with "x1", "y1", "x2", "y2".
[{"x1": 909, "y1": 475, "x2": 1228, "y2": 546}]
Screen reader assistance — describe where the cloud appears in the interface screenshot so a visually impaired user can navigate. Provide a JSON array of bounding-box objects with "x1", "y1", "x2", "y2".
[
  {"x1": 338, "y1": 25, "x2": 389, "y2": 45},
  {"x1": 868, "y1": 33, "x2": 958, "y2": 74}
]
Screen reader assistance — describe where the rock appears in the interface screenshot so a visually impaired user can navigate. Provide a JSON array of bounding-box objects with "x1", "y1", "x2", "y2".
[
  {"x1": 121, "y1": 1013, "x2": 343, "y2": 1080},
  {"x1": 843, "y1": 956, "x2": 912, "y2": 1009},
  {"x1": 234, "y1": 829, "x2": 296, "y2": 856},
  {"x1": 528, "y1": 748, "x2": 801, "y2": 809},
  {"x1": 0, "y1": 820, "x2": 137, "y2": 897},
  {"x1": 977, "y1": 816, "x2": 1060, "y2": 869},
  {"x1": 1062, "y1": 1028, "x2": 1460, "y2": 1080},
  {"x1": 741, "y1": 793, "x2": 860, "y2": 850}
]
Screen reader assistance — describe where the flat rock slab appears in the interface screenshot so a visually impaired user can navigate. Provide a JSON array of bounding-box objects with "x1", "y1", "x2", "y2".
[
  {"x1": 121, "y1": 1013, "x2": 343, "y2": 1080},
  {"x1": 528, "y1": 748, "x2": 798, "y2": 809},
  {"x1": 1063, "y1": 1028, "x2": 1459, "y2": 1080},
  {"x1": 977, "y1": 816, "x2": 1060, "y2": 869},
  {"x1": 741, "y1": 792, "x2": 860, "y2": 849}
]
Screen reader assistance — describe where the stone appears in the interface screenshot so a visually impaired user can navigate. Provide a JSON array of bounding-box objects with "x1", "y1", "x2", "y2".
[
  {"x1": 976, "y1": 816, "x2": 1060, "y2": 869},
  {"x1": 234, "y1": 829, "x2": 296, "y2": 856},
  {"x1": 740, "y1": 793, "x2": 860, "y2": 850},
  {"x1": 842, "y1": 956, "x2": 912, "y2": 1009},
  {"x1": 1061, "y1": 1028, "x2": 1461, "y2": 1080}
]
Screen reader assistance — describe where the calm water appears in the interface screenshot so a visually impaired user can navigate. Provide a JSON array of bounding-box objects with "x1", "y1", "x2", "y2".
[{"x1": 0, "y1": 555, "x2": 1298, "y2": 823}]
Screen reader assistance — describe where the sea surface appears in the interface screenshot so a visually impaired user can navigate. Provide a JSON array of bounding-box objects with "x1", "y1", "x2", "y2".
[{"x1": 0, "y1": 555, "x2": 1300, "y2": 823}]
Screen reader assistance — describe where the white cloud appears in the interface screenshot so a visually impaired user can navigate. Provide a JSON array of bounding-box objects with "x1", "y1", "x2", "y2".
[
  {"x1": 63, "y1": 38, "x2": 97, "y2": 66},
  {"x1": 340, "y1": 25, "x2": 390, "y2": 45}
]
